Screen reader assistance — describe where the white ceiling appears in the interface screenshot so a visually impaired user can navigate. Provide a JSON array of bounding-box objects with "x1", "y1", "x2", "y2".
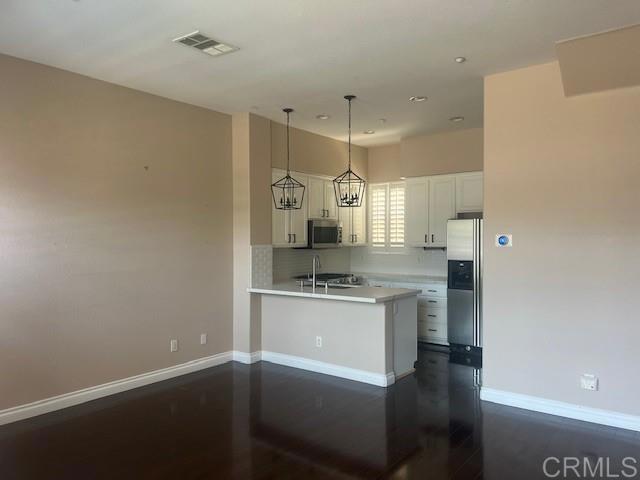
[{"x1": 1, "y1": 0, "x2": 639, "y2": 146}]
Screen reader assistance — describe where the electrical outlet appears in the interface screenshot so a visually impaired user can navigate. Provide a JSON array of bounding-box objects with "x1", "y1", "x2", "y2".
[
  {"x1": 170, "y1": 339, "x2": 178, "y2": 352},
  {"x1": 200, "y1": 333, "x2": 207, "y2": 345},
  {"x1": 315, "y1": 336, "x2": 322, "y2": 348},
  {"x1": 580, "y1": 373, "x2": 598, "y2": 391}
]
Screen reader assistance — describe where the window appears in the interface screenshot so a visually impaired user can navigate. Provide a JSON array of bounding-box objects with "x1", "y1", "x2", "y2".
[{"x1": 369, "y1": 182, "x2": 405, "y2": 251}]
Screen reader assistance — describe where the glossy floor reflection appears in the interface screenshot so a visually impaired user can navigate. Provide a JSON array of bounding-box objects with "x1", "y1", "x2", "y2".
[{"x1": 1, "y1": 346, "x2": 639, "y2": 479}]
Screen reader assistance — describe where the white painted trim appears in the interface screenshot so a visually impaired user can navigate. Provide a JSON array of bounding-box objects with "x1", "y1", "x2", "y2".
[
  {"x1": 480, "y1": 387, "x2": 640, "y2": 432},
  {"x1": 232, "y1": 350, "x2": 262, "y2": 364},
  {"x1": 261, "y1": 351, "x2": 395, "y2": 387},
  {"x1": 0, "y1": 351, "x2": 233, "y2": 426}
]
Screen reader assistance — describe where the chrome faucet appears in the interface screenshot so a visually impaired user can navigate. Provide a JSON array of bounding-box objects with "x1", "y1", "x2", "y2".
[{"x1": 311, "y1": 254, "x2": 321, "y2": 293}]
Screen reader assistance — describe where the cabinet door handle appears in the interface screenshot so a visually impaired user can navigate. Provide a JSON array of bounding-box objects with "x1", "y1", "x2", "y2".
[
  {"x1": 428, "y1": 289, "x2": 437, "y2": 293},
  {"x1": 424, "y1": 234, "x2": 428, "y2": 243},
  {"x1": 428, "y1": 314, "x2": 437, "y2": 318},
  {"x1": 431, "y1": 234, "x2": 435, "y2": 243},
  {"x1": 354, "y1": 234, "x2": 358, "y2": 243},
  {"x1": 293, "y1": 233, "x2": 296, "y2": 243},
  {"x1": 428, "y1": 300, "x2": 437, "y2": 303},
  {"x1": 428, "y1": 328, "x2": 437, "y2": 332}
]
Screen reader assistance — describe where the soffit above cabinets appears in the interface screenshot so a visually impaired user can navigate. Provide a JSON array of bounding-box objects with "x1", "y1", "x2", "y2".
[{"x1": 556, "y1": 23, "x2": 640, "y2": 96}]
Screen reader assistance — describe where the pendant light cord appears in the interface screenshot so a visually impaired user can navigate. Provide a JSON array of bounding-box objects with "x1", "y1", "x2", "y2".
[
  {"x1": 347, "y1": 97, "x2": 352, "y2": 171},
  {"x1": 286, "y1": 110, "x2": 291, "y2": 174}
]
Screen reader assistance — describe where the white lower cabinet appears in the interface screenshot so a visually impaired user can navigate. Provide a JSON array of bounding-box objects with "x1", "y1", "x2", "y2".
[
  {"x1": 367, "y1": 278, "x2": 448, "y2": 345},
  {"x1": 417, "y1": 292, "x2": 448, "y2": 345}
]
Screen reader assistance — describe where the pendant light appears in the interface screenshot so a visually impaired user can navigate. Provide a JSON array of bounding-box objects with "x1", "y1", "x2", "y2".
[
  {"x1": 333, "y1": 95, "x2": 365, "y2": 207},
  {"x1": 271, "y1": 108, "x2": 305, "y2": 210}
]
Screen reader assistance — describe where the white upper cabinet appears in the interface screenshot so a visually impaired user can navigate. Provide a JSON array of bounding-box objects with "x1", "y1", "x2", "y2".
[
  {"x1": 308, "y1": 176, "x2": 326, "y2": 219},
  {"x1": 428, "y1": 175, "x2": 456, "y2": 247},
  {"x1": 308, "y1": 176, "x2": 337, "y2": 219},
  {"x1": 455, "y1": 172, "x2": 483, "y2": 213},
  {"x1": 289, "y1": 171, "x2": 308, "y2": 247},
  {"x1": 272, "y1": 169, "x2": 308, "y2": 247},
  {"x1": 405, "y1": 178, "x2": 429, "y2": 247},
  {"x1": 340, "y1": 197, "x2": 367, "y2": 246},
  {"x1": 272, "y1": 169, "x2": 289, "y2": 247},
  {"x1": 405, "y1": 172, "x2": 473, "y2": 248},
  {"x1": 324, "y1": 181, "x2": 338, "y2": 220}
]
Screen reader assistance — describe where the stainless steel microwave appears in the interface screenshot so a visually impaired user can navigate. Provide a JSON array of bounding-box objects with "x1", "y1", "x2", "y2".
[{"x1": 308, "y1": 219, "x2": 342, "y2": 249}]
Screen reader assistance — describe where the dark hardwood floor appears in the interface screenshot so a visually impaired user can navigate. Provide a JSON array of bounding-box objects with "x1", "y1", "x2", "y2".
[{"x1": 1, "y1": 346, "x2": 639, "y2": 479}]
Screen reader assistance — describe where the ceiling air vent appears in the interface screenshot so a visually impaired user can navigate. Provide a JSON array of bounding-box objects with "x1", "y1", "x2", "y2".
[{"x1": 172, "y1": 31, "x2": 238, "y2": 57}]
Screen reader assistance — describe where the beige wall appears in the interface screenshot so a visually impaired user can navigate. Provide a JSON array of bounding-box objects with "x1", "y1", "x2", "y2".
[
  {"x1": 484, "y1": 61, "x2": 640, "y2": 416},
  {"x1": 401, "y1": 128, "x2": 483, "y2": 178},
  {"x1": 261, "y1": 296, "x2": 391, "y2": 374},
  {"x1": 368, "y1": 144, "x2": 402, "y2": 182},
  {"x1": 0, "y1": 54, "x2": 233, "y2": 410},
  {"x1": 232, "y1": 113, "x2": 270, "y2": 354},
  {"x1": 271, "y1": 122, "x2": 368, "y2": 179},
  {"x1": 367, "y1": 129, "x2": 483, "y2": 182}
]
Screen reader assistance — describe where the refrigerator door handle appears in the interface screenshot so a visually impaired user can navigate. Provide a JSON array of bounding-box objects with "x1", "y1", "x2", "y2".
[{"x1": 472, "y1": 219, "x2": 483, "y2": 348}]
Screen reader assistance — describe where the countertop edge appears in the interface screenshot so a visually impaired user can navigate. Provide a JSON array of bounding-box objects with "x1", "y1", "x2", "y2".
[{"x1": 247, "y1": 287, "x2": 420, "y2": 304}]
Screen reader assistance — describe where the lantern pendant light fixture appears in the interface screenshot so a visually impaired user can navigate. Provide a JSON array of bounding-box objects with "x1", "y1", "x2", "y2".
[
  {"x1": 333, "y1": 95, "x2": 365, "y2": 207},
  {"x1": 271, "y1": 108, "x2": 305, "y2": 210}
]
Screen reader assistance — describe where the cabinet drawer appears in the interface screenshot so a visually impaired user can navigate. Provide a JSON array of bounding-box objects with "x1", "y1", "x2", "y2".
[
  {"x1": 418, "y1": 296, "x2": 447, "y2": 309},
  {"x1": 415, "y1": 284, "x2": 447, "y2": 297},
  {"x1": 418, "y1": 320, "x2": 447, "y2": 341},
  {"x1": 418, "y1": 306, "x2": 447, "y2": 324}
]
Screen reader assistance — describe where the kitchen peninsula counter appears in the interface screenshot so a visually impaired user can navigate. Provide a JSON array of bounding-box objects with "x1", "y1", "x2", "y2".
[{"x1": 248, "y1": 283, "x2": 418, "y2": 387}]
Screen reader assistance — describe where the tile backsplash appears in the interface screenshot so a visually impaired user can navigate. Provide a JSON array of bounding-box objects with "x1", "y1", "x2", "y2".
[
  {"x1": 271, "y1": 246, "x2": 446, "y2": 283},
  {"x1": 350, "y1": 247, "x2": 447, "y2": 276},
  {"x1": 250, "y1": 245, "x2": 273, "y2": 288},
  {"x1": 273, "y1": 248, "x2": 351, "y2": 282}
]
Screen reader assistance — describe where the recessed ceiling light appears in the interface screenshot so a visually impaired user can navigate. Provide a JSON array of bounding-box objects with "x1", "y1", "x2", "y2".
[
  {"x1": 409, "y1": 96, "x2": 427, "y2": 102},
  {"x1": 455, "y1": 56, "x2": 466, "y2": 63},
  {"x1": 449, "y1": 116, "x2": 465, "y2": 122},
  {"x1": 363, "y1": 130, "x2": 375, "y2": 135},
  {"x1": 400, "y1": 177, "x2": 406, "y2": 180},
  {"x1": 316, "y1": 114, "x2": 330, "y2": 120}
]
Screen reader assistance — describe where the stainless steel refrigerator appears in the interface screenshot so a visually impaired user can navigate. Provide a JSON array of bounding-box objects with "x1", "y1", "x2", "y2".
[{"x1": 447, "y1": 219, "x2": 482, "y2": 360}]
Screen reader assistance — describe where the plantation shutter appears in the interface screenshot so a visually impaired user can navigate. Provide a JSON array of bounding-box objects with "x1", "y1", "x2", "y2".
[
  {"x1": 370, "y1": 185, "x2": 387, "y2": 248},
  {"x1": 389, "y1": 183, "x2": 405, "y2": 247}
]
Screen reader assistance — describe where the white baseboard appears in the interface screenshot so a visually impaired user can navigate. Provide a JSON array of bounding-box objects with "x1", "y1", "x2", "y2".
[
  {"x1": 260, "y1": 351, "x2": 395, "y2": 387},
  {"x1": 480, "y1": 387, "x2": 640, "y2": 432},
  {"x1": 1, "y1": 349, "x2": 393, "y2": 426},
  {"x1": 0, "y1": 351, "x2": 233, "y2": 426},
  {"x1": 232, "y1": 350, "x2": 262, "y2": 364}
]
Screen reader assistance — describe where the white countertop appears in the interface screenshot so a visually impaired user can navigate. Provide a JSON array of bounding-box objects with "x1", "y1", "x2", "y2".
[
  {"x1": 354, "y1": 272, "x2": 447, "y2": 285},
  {"x1": 247, "y1": 283, "x2": 420, "y2": 304}
]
